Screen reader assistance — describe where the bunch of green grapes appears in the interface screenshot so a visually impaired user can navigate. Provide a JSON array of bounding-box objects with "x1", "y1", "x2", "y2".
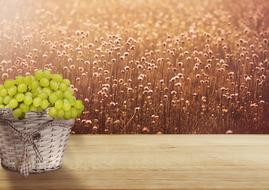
[{"x1": 0, "y1": 70, "x2": 84, "y2": 120}]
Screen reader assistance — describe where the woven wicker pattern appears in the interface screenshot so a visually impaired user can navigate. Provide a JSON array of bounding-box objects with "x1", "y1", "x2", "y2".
[{"x1": 0, "y1": 109, "x2": 74, "y2": 176}]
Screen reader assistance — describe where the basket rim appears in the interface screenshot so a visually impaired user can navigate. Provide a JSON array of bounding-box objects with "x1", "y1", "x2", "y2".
[{"x1": 0, "y1": 108, "x2": 75, "y2": 128}]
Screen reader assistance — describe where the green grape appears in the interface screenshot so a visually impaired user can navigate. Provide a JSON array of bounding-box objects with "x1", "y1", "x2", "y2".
[
  {"x1": 25, "y1": 92, "x2": 32, "y2": 97},
  {"x1": 36, "y1": 107, "x2": 43, "y2": 112},
  {"x1": 0, "y1": 104, "x2": 4, "y2": 108},
  {"x1": 32, "y1": 87, "x2": 42, "y2": 97},
  {"x1": 68, "y1": 96, "x2": 76, "y2": 105},
  {"x1": 8, "y1": 99, "x2": 18, "y2": 109},
  {"x1": 63, "y1": 79, "x2": 71, "y2": 86},
  {"x1": 8, "y1": 86, "x2": 17, "y2": 96},
  {"x1": 40, "y1": 78, "x2": 49, "y2": 87},
  {"x1": 49, "y1": 93, "x2": 58, "y2": 104},
  {"x1": 25, "y1": 76, "x2": 34, "y2": 85},
  {"x1": 20, "y1": 103, "x2": 29, "y2": 113},
  {"x1": 32, "y1": 91, "x2": 38, "y2": 98},
  {"x1": 51, "y1": 74, "x2": 63, "y2": 82},
  {"x1": 18, "y1": 83, "x2": 27, "y2": 93},
  {"x1": 43, "y1": 88, "x2": 51, "y2": 95},
  {"x1": 50, "y1": 80, "x2": 59, "y2": 91},
  {"x1": 15, "y1": 93, "x2": 25, "y2": 102},
  {"x1": 41, "y1": 99, "x2": 49, "y2": 109},
  {"x1": 36, "y1": 87, "x2": 42, "y2": 93},
  {"x1": 15, "y1": 76, "x2": 24, "y2": 84},
  {"x1": 30, "y1": 105, "x2": 38, "y2": 112},
  {"x1": 0, "y1": 88, "x2": 8, "y2": 97},
  {"x1": 33, "y1": 97, "x2": 42, "y2": 107},
  {"x1": 30, "y1": 80, "x2": 39, "y2": 90},
  {"x1": 64, "y1": 111, "x2": 72, "y2": 120},
  {"x1": 3, "y1": 96, "x2": 11, "y2": 105},
  {"x1": 70, "y1": 108, "x2": 78, "y2": 118},
  {"x1": 74, "y1": 100, "x2": 84, "y2": 110},
  {"x1": 55, "y1": 99, "x2": 63, "y2": 109},
  {"x1": 56, "y1": 109, "x2": 65, "y2": 118},
  {"x1": 80, "y1": 106, "x2": 84, "y2": 112},
  {"x1": 13, "y1": 108, "x2": 23, "y2": 119},
  {"x1": 4, "y1": 80, "x2": 16, "y2": 88},
  {"x1": 63, "y1": 100, "x2": 71, "y2": 111},
  {"x1": 39, "y1": 92, "x2": 48, "y2": 99},
  {"x1": 34, "y1": 70, "x2": 43, "y2": 80},
  {"x1": 77, "y1": 110, "x2": 83, "y2": 117},
  {"x1": 68, "y1": 87, "x2": 75, "y2": 94},
  {"x1": 59, "y1": 83, "x2": 67, "y2": 91},
  {"x1": 0, "y1": 85, "x2": 4, "y2": 90},
  {"x1": 63, "y1": 91, "x2": 73, "y2": 100},
  {"x1": 55, "y1": 90, "x2": 63, "y2": 99},
  {"x1": 0, "y1": 97, "x2": 3, "y2": 104},
  {"x1": 48, "y1": 107, "x2": 57, "y2": 117},
  {"x1": 43, "y1": 70, "x2": 51, "y2": 79},
  {"x1": 24, "y1": 95, "x2": 33, "y2": 105}
]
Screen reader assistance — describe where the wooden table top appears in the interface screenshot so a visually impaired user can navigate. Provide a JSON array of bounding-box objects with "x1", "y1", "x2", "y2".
[{"x1": 0, "y1": 135, "x2": 269, "y2": 190}]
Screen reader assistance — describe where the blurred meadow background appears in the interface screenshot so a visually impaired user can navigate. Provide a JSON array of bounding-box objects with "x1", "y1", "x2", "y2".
[{"x1": 0, "y1": 0, "x2": 268, "y2": 134}]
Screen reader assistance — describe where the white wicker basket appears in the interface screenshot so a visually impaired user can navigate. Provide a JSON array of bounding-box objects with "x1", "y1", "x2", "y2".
[{"x1": 0, "y1": 108, "x2": 74, "y2": 176}]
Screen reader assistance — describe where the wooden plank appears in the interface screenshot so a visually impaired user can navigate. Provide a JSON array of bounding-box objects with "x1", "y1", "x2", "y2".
[{"x1": 0, "y1": 135, "x2": 269, "y2": 190}]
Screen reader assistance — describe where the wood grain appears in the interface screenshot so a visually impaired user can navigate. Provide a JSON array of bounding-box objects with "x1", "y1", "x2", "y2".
[{"x1": 1, "y1": 135, "x2": 269, "y2": 190}]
